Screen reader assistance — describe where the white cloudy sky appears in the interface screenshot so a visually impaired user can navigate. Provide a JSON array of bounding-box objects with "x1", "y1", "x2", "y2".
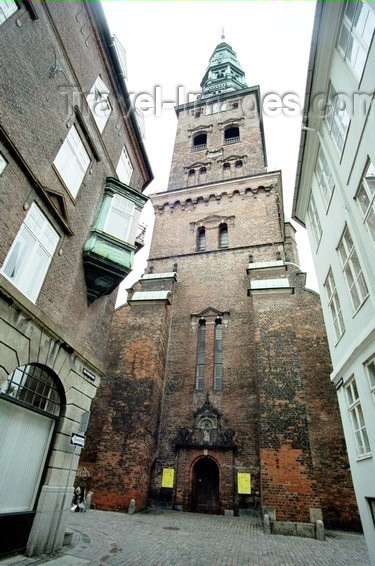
[{"x1": 101, "y1": 0, "x2": 319, "y2": 304}]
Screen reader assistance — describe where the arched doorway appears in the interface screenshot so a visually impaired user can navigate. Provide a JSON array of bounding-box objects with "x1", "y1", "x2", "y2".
[
  {"x1": 191, "y1": 457, "x2": 220, "y2": 514},
  {"x1": 0, "y1": 364, "x2": 62, "y2": 556}
]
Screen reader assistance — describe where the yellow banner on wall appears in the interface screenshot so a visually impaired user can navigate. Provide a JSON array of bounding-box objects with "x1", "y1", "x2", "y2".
[
  {"x1": 161, "y1": 467, "x2": 175, "y2": 488},
  {"x1": 237, "y1": 472, "x2": 251, "y2": 494}
]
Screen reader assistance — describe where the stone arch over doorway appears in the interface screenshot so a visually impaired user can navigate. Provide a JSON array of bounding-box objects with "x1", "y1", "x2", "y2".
[
  {"x1": 190, "y1": 456, "x2": 220, "y2": 514},
  {"x1": 0, "y1": 363, "x2": 64, "y2": 556}
]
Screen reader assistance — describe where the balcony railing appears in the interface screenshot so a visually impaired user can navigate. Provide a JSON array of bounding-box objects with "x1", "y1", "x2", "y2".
[
  {"x1": 224, "y1": 137, "x2": 240, "y2": 145},
  {"x1": 135, "y1": 223, "x2": 146, "y2": 246},
  {"x1": 192, "y1": 144, "x2": 207, "y2": 151}
]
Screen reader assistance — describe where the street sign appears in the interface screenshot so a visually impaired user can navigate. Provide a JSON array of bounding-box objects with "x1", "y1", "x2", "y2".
[{"x1": 70, "y1": 433, "x2": 86, "y2": 448}]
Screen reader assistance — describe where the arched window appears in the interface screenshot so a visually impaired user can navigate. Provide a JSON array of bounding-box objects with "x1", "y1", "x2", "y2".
[
  {"x1": 200, "y1": 167, "x2": 207, "y2": 175},
  {"x1": 196, "y1": 320, "x2": 206, "y2": 390},
  {"x1": 214, "y1": 320, "x2": 223, "y2": 390},
  {"x1": 188, "y1": 168, "x2": 195, "y2": 177},
  {"x1": 0, "y1": 364, "x2": 61, "y2": 517},
  {"x1": 224, "y1": 126, "x2": 240, "y2": 144},
  {"x1": 193, "y1": 133, "x2": 207, "y2": 151},
  {"x1": 223, "y1": 162, "x2": 231, "y2": 171},
  {"x1": 235, "y1": 160, "x2": 243, "y2": 169},
  {"x1": 197, "y1": 227, "x2": 206, "y2": 251},
  {"x1": 219, "y1": 224, "x2": 228, "y2": 248}
]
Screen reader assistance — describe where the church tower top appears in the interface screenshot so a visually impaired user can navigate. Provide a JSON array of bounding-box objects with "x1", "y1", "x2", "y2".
[{"x1": 199, "y1": 34, "x2": 247, "y2": 100}]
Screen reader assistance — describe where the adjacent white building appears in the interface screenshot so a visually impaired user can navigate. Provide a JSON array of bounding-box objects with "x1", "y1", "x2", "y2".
[{"x1": 293, "y1": 1, "x2": 375, "y2": 563}]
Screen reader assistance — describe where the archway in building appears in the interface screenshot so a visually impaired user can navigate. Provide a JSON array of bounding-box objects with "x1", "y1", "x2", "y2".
[
  {"x1": 191, "y1": 457, "x2": 220, "y2": 514},
  {"x1": 0, "y1": 364, "x2": 62, "y2": 556}
]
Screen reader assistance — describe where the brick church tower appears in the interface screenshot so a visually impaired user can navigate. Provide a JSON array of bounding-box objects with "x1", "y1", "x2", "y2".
[{"x1": 82, "y1": 37, "x2": 359, "y2": 528}]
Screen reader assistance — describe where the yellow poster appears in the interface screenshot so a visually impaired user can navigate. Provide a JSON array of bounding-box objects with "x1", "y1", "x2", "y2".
[
  {"x1": 161, "y1": 467, "x2": 175, "y2": 488},
  {"x1": 237, "y1": 472, "x2": 251, "y2": 494}
]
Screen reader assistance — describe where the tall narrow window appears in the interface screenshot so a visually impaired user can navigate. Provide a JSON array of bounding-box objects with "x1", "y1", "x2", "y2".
[
  {"x1": 365, "y1": 356, "x2": 375, "y2": 403},
  {"x1": 356, "y1": 160, "x2": 375, "y2": 247},
  {"x1": 116, "y1": 147, "x2": 133, "y2": 186},
  {"x1": 325, "y1": 84, "x2": 350, "y2": 153},
  {"x1": 324, "y1": 268, "x2": 345, "y2": 341},
  {"x1": 307, "y1": 193, "x2": 322, "y2": 248},
  {"x1": 219, "y1": 224, "x2": 228, "y2": 248},
  {"x1": 315, "y1": 148, "x2": 335, "y2": 208},
  {"x1": 337, "y1": 0, "x2": 375, "y2": 79},
  {"x1": 197, "y1": 227, "x2": 206, "y2": 251},
  {"x1": 1, "y1": 203, "x2": 59, "y2": 302},
  {"x1": 87, "y1": 76, "x2": 111, "y2": 133},
  {"x1": 337, "y1": 226, "x2": 368, "y2": 311},
  {"x1": 214, "y1": 320, "x2": 223, "y2": 391},
  {"x1": 345, "y1": 377, "x2": 371, "y2": 458},
  {"x1": 196, "y1": 321, "x2": 206, "y2": 390},
  {"x1": 53, "y1": 125, "x2": 90, "y2": 198}
]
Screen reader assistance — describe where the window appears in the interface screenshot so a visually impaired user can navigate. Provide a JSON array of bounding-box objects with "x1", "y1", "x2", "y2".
[
  {"x1": 307, "y1": 193, "x2": 322, "y2": 247},
  {"x1": 219, "y1": 224, "x2": 228, "y2": 248},
  {"x1": 337, "y1": 226, "x2": 368, "y2": 311},
  {"x1": 188, "y1": 169, "x2": 195, "y2": 177},
  {"x1": 315, "y1": 148, "x2": 335, "y2": 208},
  {"x1": 116, "y1": 147, "x2": 133, "y2": 186},
  {"x1": 365, "y1": 356, "x2": 375, "y2": 402},
  {"x1": 1, "y1": 203, "x2": 59, "y2": 302},
  {"x1": 223, "y1": 162, "x2": 231, "y2": 171},
  {"x1": 325, "y1": 85, "x2": 350, "y2": 153},
  {"x1": 197, "y1": 227, "x2": 206, "y2": 251},
  {"x1": 87, "y1": 76, "x2": 111, "y2": 133},
  {"x1": 345, "y1": 377, "x2": 371, "y2": 458},
  {"x1": 0, "y1": 364, "x2": 60, "y2": 514},
  {"x1": 193, "y1": 133, "x2": 207, "y2": 151},
  {"x1": 196, "y1": 321, "x2": 206, "y2": 390},
  {"x1": 0, "y1": 152, "x2": 7, "y2": 175},
  {"x1": 338, "y1": 1, "x2": 375, "y2": 79},
  {"x1": 0, "y1": 0, "x2": 17, "y2": 25},
  {"x1": 214, "y1": 320, "x2": 223, "y2": 390},
  {"x1": 224, "y1": 126, "x2": 240, "y2": 144},
  {"x1": 103, "y1": 194, "x2": 135, "y2": 243},
  {"x1": 356, "y1": 160, "x2": 375, "y2": 247},
  {"x1": 53, "y1": 125, "x2": 90, "y2": 198},
  {"x1": 200, "y1": 167, "x2": 207, "y2": 175},
  {"x1": 235, "y1": 160, "x2": 243, "y2": 169},
  {"x1": 324, "y1": 268, "x2": 345, "y2": 341}
]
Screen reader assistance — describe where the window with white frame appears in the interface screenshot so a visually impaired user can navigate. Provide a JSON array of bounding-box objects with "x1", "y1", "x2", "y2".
[
  {"x1": 325, "y1": 85, "x2": 350, "y2": 153},
  {"x1": 103, "y1": 194, "x2": 135, "y2": 243},
  {"x1": 0, "y1": 152, "x2": 7, "y2": 175},
  {"x1": 337, "y1": 226, "x2": 369, "y2": 311},
  {"x1": 87, "y1": 76, "x2": 111, "y2": 133},
  {"x1": 324, "y1": 268, "x2": 345, "y2": 342},
  {"x1": 0, "y1": 0, "x2": 17, "y2": 25},
  {"x1": 1, "y1": 203, "x2": 59, "y2": 302},
  {"x1": 345, "y1": 377, "x2": 371, "y2": 458},
  {"x1": 338, "y1": 1, "x2": 375, "y2": 79},
  {"x1": 116, "y1": 147, "x2": 133, "y2": 186},
  {"x1": 365, "y1": 356, "x2": 375, "y2": 402},
  {"x1": 307, "y1": 193, "x2": 322, "y2": 248},
  {"x1": 53, "y1": 125, "x2": 90, "y2": 198},
  {"x1": 356, "y1": 160, "x2": 375, "y2": 247},
  {"x1": 315, "y1": 147, "x2": 335, "y2": 209}
]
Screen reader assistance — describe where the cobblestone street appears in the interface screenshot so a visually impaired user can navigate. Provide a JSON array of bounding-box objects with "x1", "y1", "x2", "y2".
[{"x1": 2, "y1": 509, "x2": 371, "y2": 566}]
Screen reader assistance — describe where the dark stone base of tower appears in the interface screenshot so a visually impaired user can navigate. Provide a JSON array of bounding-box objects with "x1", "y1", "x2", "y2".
[{"x1": 81, "y1": 38, "x2": 360, "y2": 531}]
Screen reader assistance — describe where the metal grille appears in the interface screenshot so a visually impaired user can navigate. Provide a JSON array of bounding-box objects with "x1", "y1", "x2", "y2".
[{"x1": 1, "y1": 365, "x2": 61, "y2": 416}]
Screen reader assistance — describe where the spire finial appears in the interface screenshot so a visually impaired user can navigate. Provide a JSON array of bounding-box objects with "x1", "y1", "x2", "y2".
[{"x1": 221, "y1": 28, "x2": 225, "y2": 41}]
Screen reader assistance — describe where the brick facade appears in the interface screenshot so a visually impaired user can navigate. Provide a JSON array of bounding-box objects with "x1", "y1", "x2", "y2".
[{"x1": 83, "y1": 42, "x2": 360, "y2": 530}]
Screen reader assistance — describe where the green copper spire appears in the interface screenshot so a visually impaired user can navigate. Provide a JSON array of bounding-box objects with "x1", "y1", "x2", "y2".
[{"x1": 199, "y1": 33, "x2": 247, "y2": 100}]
